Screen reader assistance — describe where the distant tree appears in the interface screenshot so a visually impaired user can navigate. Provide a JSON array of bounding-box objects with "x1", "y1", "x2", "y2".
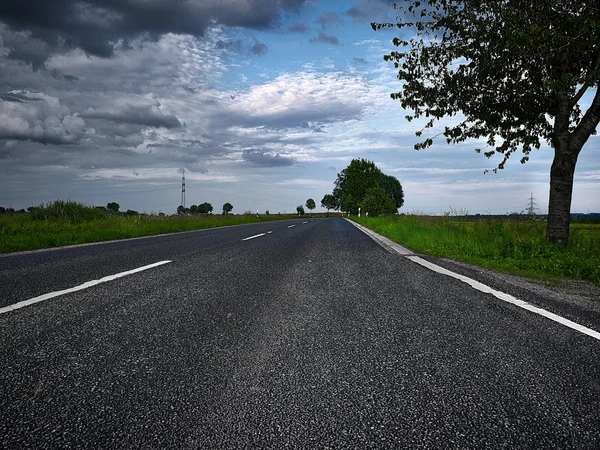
[
  {"x1": 198, "y1": 202, "x2": 213, "y2": 214},
  {"x1": 189, "y1": 204, "x2": 198, "y2": 215},
  {"x1": 360, "y1": 187, "x2": 397, "y2": 217},
  {"x1": 373, "y1": 1, "x2": 600, "y2": 245},
  {"x1": 296, "y1": 205, "x2": 305, "y2": 215},
  {"x1": 222, "y1": 202, "x2": 233, "y2": 215},
  {"x1": 107, "y1": 202, "x2": 120, "y2": 213},
  {"x1": 379, "y1": 174, "x2": 404, "y2": 209},
  {"x1": 124, "y1": 209, "x2": 139, "y2": 216},
  {"x1": 321, "y1": 194, "x2": 339, "y2": 216},
  {"x1": 0, "y1": 207, "x2": 5, "y2": 214},
  {"x1": 305, "y1": 198, "x2": 316, "y2": 216},
  {"x1": 265, "y1": 210, "x2": 270, "y2": 215},
  {"x1": 333, "y1": 159, "x2": 383, "y2": 215},
  {"x1": 332, "y1": 159, "x2": 402, "y2": 215},
  {"x1": 177, "y1": 205, "x2": 186, "y2": 215}
]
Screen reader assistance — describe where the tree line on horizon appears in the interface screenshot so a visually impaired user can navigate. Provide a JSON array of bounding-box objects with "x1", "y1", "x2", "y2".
[{"x1": 177, "y1": 202, "x2": 233, "y2": 215}]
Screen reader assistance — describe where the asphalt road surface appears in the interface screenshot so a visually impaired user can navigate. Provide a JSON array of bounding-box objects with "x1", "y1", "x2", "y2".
[{"x1": 1, "y1": 218, "x2": 600, "y2": 449}]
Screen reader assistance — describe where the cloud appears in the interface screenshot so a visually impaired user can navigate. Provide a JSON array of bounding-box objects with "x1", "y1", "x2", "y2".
[
  {"x1": 222, "y1": 71, "x2": 371, "y2": 128},
  {"x1": 0, "y1": 0, "x2": 310, "y2": 65},
  {"x1": 352, "y1": 57, "x2": 368, "y2": 65},
  {"x1": 309, "y1": 32, "x2": 340, "y2": 46},
  {"x1": 0, "y1": 90, "x2": 87, "y2": 144},
  {"x1": 249, "y1": 39, "x2": 268, "y2": 56},
  {"x1": 242, "y1": 149, "x2": 296, "y2": 167},
  {"x1": 317, "y1": 12, "x2": 344, "y2": 29},
  {"x1": 82, "y1": 97, "x2": 182, "y2": 129}
]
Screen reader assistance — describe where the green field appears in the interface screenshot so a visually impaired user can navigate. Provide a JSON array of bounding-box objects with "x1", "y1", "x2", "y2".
[
  {"x1": 0, "y1": 200, "x2": 298, "y2": 253},
  {"x1": 352, "y1": 215, "x2": 600, "y2": 285}
]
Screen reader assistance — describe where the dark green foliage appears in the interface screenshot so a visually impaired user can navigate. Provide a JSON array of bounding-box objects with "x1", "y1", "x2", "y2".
[
  {"x1": 321, "y1": 194, "x2": 338, "y2": 213},
  {"x1": 223, "y1": 202, "x2": 233, "y2": 214},
  {"x1": 360, "y1": 187, "x2": 397, "y2": 217},
  {"x1": 373, "y1": 1, "x2": 600, "y2": 245},
  {"x1": 296, "y1": 205, "x2": 305, "y2": 215},
  {"x1": 380, "y1": 174, "x2": 404, "y2": 209},
  {"x1": 198, "y1": 202, "x2": 213, "y2": 214},
  {"x1": 331, "y1": 158, "x2": 403, "y2": 215},
  {"x1": 305, "y1": 198, "x2": 316, "y2": 213},
  {"x1": 106, "y1": 202, "x2": 120, "y2": 213},
  {"x1": 333, "y1": 159, "x2": 382, "y2": 214}
]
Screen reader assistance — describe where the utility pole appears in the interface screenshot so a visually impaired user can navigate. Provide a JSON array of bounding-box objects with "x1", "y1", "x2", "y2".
[{"x1": 181, "y1": 168, "x2": 186, "y2": 208}]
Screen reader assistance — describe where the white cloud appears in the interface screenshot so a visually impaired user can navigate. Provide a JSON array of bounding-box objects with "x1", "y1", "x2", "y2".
[{"x1": 0, "y1": 90, "x2": 87, "y2": 144}]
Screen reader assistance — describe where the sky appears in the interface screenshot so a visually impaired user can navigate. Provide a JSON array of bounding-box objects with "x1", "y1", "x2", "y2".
[{"x1": 0, "y1": 0, "x2": 598, "y2": 215}]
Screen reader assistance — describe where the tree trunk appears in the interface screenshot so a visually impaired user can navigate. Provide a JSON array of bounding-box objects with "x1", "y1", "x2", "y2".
[{"x1": 546, "y1": 144, "x2": 579, "y2": 246}]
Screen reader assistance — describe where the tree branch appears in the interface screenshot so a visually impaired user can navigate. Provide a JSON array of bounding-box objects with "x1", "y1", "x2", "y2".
[
  {"x1": 571, "y1": 86, "x2": 600, "y2": 153},
  {"x1": 571, "y1": 48, "x2": 600, "y2": 108}
]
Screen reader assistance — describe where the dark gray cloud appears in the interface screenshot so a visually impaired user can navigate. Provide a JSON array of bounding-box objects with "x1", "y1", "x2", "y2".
[
  {"x1": 50, "y1": 69, "x2": 79, "y2": 82},
  {"x1": 0, "y1": 0, "x2": 309, "y2": 65},
  {"x1": 317, "y1": 11, "x2": 344, "y2": 29},
  {"x1": 309, "y1": 32, "x2": 340, "y2": 45},
  {"x1": 242, "y1": 149, "x2": 295, "y2": 167},
  {"x1": 249, "y1": 39, "x2": 268, "y2": 55},
  {"x1": 288, "y1": 22, "x2": 309, "y2": 33},
  {"x1": 82, "y1": 102, "x2": 182, "y2": 129}
]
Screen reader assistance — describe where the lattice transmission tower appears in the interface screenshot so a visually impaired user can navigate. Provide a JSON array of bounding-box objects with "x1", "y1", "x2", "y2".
[
  {"x1": 180, "y1": 168, "x2": 186, "y2": 208},
  {"x1": 525, "y1": 192, "x2": 540, "y2": 216}
]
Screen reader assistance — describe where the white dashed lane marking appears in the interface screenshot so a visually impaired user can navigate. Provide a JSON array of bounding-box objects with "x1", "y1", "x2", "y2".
[{"x1": 0, "y1": 261, "x2": 172, "y2": 315}]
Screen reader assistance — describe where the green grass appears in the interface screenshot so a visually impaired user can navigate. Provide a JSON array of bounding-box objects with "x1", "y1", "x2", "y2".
[
  {"x1": 353, "y1": 215, "x2": 600, "y2": 285},
  {"x1": 0, "y1": 200, "x2": 298, "y2": 253}
]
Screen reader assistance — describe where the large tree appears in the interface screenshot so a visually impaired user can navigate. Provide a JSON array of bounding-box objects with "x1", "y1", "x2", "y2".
[
  {"x1": 373, "y1": 1, "x2": 600, "y2": 245},
  {"x1": 333, "y1": 158, "x2": 403, "y2": 215},
  {"x1": 333, "y1": 158, "x2": 384, "y2": 214}
]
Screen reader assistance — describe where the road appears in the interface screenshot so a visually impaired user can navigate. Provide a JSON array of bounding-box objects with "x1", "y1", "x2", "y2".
[{"x1": 1, "y1": 218, "x2": 600, "y2": 448}]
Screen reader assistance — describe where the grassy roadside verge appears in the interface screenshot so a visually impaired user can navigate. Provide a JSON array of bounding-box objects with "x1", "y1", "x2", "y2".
[
  {"x1": 352, "y1": 215, "x2": 600, "y2": 285},
  {"x1": 0, "y1": 201, "x2": 299, "y2": 253}
]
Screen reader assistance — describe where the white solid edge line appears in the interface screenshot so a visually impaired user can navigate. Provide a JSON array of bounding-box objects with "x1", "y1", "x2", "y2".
[
  {"x1": 287, "y1": 225, "x2": 296, "y2": 228},
  {"x1": 347, "y1": 219, "x2": 600, "y2": 342},
  {"x1": 242, "y1": 233, "x2": 267, "y2": 241},
  {"x1": 406, "y1": 255, "x2": 600, "y2": 342},
  {"x1": 0, "y1": 260, "x2": 172, "y2": 315}
]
